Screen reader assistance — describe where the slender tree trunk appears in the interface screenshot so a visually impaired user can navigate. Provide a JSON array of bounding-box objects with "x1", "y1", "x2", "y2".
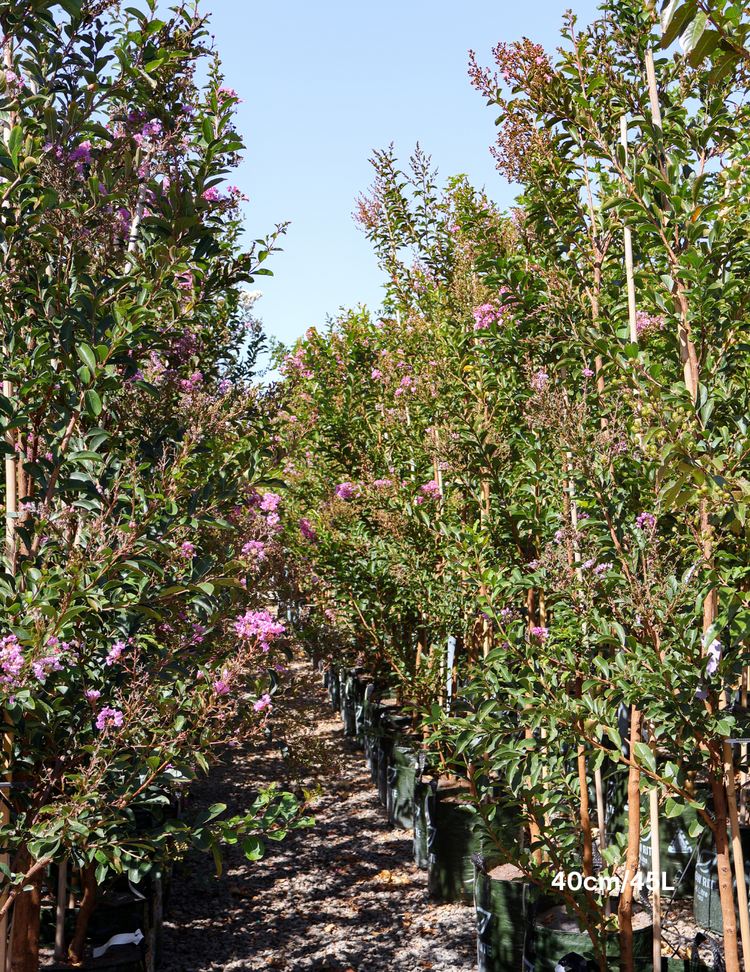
[
  {"x1": 68, "y1": 864, "x2": 97, "y2": 964},
  {"x1": 619, "y1": 706, "x2": 642, "y2": 972},
  {"x1": 710, "y1": 768, "x2": 741, "y2": 972},
  {"x1": 10, "y1": 862, "x2": 42, "y2": 972}
]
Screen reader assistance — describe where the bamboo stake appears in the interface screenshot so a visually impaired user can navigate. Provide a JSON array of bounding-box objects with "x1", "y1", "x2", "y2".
[
  {"x1": 53, "y1": 860, "x2": 67, "y2": 961},
  {"x1": 620, "y1": 115, "x2": 638, "y2": 345},
  {"x1": 644, "y1": 50, "x2": 662, "y2": 130},
  {"x1": 724, "y1": 738, "x2": 750, "y2": 972}
]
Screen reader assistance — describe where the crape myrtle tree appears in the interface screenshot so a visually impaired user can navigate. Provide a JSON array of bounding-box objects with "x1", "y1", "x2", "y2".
[
  {"x1": 0, "y1": 1, "x2": 310, "y2": 969},
  {"x1": 279, "y1": 0, "x2": 750, "y2": 970},
  {"x1": 276, "y1": 155, "x2": 524, "y2": 708}
]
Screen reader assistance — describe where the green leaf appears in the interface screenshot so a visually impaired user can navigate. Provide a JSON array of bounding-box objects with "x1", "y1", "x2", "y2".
[
  {"x1": 665, "y1": 797, "x2": 685, "y2": 818},
  {"x1": 687, "y1": 28, "x2": 720, "y2": 65},
  {"x1": 633, "y1": 742, "x2": 657, "y2": 775},
  {"x1": 8, "y1": 127, "x2": 21, "y2": 168},
  {"x1": 662, "y1": 0, "x2": 696, "y2": 47},
  {"x1": 83, "y1": 390, "x2": 103, "y2": 417},
  {"x1": 242, "y1": 835, "x2": 264, "y2": 861},
  {"x1": 212, "y1": 843, "x2": 222, "y2": 877},
  {"x1": 78, "y1": 344, "x2": 97, "y2": 373},
  {"x1": 660, "y1": 0, "x2": 679, "y2": 32},
  {"x1": 679, "y1": 10, "x2": 708, "y2": 54}
]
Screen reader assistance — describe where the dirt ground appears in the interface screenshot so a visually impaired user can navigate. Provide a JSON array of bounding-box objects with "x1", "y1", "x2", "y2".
[{"x1": 161, "y1": 668, "x2": 477, "y2": 972}]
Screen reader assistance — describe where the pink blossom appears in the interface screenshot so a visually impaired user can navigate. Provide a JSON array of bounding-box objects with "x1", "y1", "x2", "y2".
[
  {"x1": 530, "y1": 626, "x2": 549, "y2": 643},
  {"x1": 582, "y1": 368, "x2": 595, "y2": 378},
  {"x1": 180, "y1": 541, "x2": 196, "y2": 558},
  {"x1": 260, "y1": 493, "x2": 281, "y2": 512},
  {"x1": 85, "y1": 689, "x2": 101, "y2": 701},
  {"x1": 636, "y1": 311, "x2": 666, "y2": 340},
  {"x1": 180, "y1": 371, "x2": 203, "y2": 392},
  {"x1": 234, "y1": 610, "x2": 285, "y2": 646},
  {"x1": 217, "y1": 86, "x2": 243, "y2": 103},
  {"x1": 242, "y1": 540, "x2": 266, "y2": 559},
  {"x1": 531, "y1": 369, "x2": 549, "y2": 392},
  {"x1": 636, "y1": 512, "x2": 657, "y2": 531},
  {"x1": 335, "y1": 482, "x2": 357, "y2": 500},
  {"x1": 419, "y1": 480, "x2": 441, "y2": 500},
  {"x1": 96, "y1": 707, "x2": 124, "y2": 730},
  {"x1": 371, "y1": 369, "x2": 383, "y2": 379},
  {"x1": 0, "y1": 635, "x2": 23, "y2": 684},
  {"x1": 372, "y1": 479, "x2": 393, "y2": 490},
  {"x1": 214, "y1": 679, "x2": 230, "y2": 696},
  {"x1": 472, "y1": 303, "x2": 497, "y2": 330},
  {"x1": 299, "y1": 518, "x2": 318, "y2": 542},
  {"x1": 106, "y1": 641, "x2": 125, "y2": 666},
  {"x1": 253, "y1": 693, "x2": 272, "y2": 712}
]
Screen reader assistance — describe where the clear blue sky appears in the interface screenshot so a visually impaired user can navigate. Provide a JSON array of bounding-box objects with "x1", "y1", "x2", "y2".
[{"x1": 202, "y1": 0, "x2": 601, "y2": 352}]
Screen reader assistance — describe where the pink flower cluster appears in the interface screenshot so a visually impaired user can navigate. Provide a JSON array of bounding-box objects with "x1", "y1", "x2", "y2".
[
  {"x1": 530, "y1": 626, "x2": 549, "y2": 643},
  {"x1": 260, "y1": 493, "x2": 281, "y2": 512},
  {"x1": 132, "y1": 119, "x2": 162, "y2": 147},
  {"x1": 636, "y1": 511, "x2": 657, "y2": 531},
  {"x1": 242, "y1": 540, "x2": 266, "y2": 560},
  {"x1": 415, "y1": 480, "x2": 441, "y2": 505},
  {"x1": 335, "y1": 482, "x2": 357, "y2": 500},
  {"x1": 96, "y1": 707, "x2": 124, "y2": 730},
  {"x1": 180, "y1": 372, "x2": 203, "y2": 392},
  {"x1": 372, "y1": 478, "x2": 393, "y2": 490},
  {"x1": 281, "y1": 347, "x2": 314, "y2": 379},
  {"x1": 253, "y1": 693, "x2": 272, "y2": 712},
  {"x1": 0, "y1": 634, "x2": 23, "y2": 685},
  {"x1": 106, "y1": 641, "x2": 125, "y2": 666},
  {"x1": 32, "y1": 636, "x2": 74, "y2": 683},
  {"x1": 70, "y1": 140, "x2": 93, "y2": 175},
  {"x1": 530, "y1": 369, "x2": 549, "y2": 391},
  {"x1": 473, "y1": 304, "x2": 498, "y2": 330},
  {"x1": 217, "y1": 86, "x2": 243, "y2": 103},
  {"x1": 299, "y1": 518, "x2": 318, "y2": 542},
  {"x1": 180, "y1": 541, "x2": 196, "y2": 558},
  {"x1": 636, "y1": 311, "x2": 666, "y2": 340},
  {"x1": 234, "y1": 610, "x2": 286, "y2": 647}
]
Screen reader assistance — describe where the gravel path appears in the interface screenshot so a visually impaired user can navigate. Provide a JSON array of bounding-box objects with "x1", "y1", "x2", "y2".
[{"x1": 162, "y1": 667, "x2": 477, "y2": 972}]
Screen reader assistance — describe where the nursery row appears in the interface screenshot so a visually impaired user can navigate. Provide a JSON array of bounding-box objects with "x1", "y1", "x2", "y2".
[
  {"x1": 275, "y1": 3, "x2": 750, "y2": 972},
  {"x1": 316, "y1": 661, "x2": 742, "y2": 972}
]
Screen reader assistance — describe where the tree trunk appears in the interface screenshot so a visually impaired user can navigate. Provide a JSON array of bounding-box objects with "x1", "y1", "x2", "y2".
[
  {"x1": 10, "y1": 863, "x2": 42, "y2": 972},
  {"x1": 619, "y1": 706, "x2": 642, "y2": 972},
  {"x1": 711, "y1": 768, "x2": 741, "y2": 972},
  {"x1": 68, "y1": 864, "x2": 97, "y2": 965}
]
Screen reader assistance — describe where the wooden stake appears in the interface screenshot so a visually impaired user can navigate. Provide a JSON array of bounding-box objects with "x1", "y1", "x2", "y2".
[
  {"x1": 724, "y1": 738, "x2": 750, "y2": 972},
  {"x1": 620, "y1": 115, "x2": 638, "y2": 345},
  {"x1": 644, "y1": 49, "x2": 663, "y2": 130},
  {"x1": 595, "y1": 767, "x2": 606, "y2": 851},
  {"x1": 53, "y1": 860, "x2": 67, "y2": 961}
]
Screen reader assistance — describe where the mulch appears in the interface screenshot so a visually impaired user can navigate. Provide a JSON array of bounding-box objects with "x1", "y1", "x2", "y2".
[{"x1": 161, "y1": 667, "x2": 477, "y2": 972}]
